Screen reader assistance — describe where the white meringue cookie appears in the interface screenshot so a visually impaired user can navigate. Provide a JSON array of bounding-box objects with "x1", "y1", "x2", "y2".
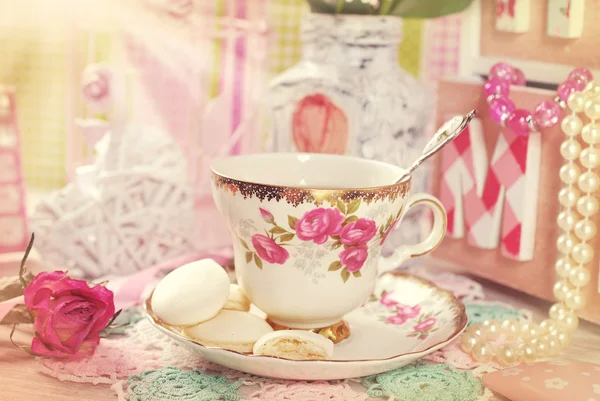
[{"x1": 151, "y1": 259, "x2": 230, "y2": 326}]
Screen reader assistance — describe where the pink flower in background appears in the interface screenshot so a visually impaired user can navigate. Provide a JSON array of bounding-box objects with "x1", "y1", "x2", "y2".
[
  {"x1": 379, "y1": 292, "x2": 398, "y2": 307},
  {"x1": 23, "y1": 271, "x2": 116, "y2": 358},
  {"x1": 292, "y1": 93, "x2": 349, "y2": 154},
  {"x1": 81, "y1": 64, "x2": 112, "y2": 113},
  {"x1": 339, "y1": 245, "x2": 368, "y2": 272},
  {"x1": 259, "y1": 207, "x2": 274, "y2": 224},
  {"x1": 414, "y1": 317, "x2": 436, "y2": 332},
  {"x1": 295, "y1": 208, "x2": 344, "y2": 245},
  {"x1": 251, "y1": 234, "x2": 289, "y2": 264},
  {"x1": 340, "y1": 218, "x2": 377, "y2": 246}
]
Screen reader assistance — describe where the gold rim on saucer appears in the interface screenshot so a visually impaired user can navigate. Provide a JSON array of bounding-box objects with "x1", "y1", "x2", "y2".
[{"x1": 143, "y1": 272, "x2": 467, "y2": 363}]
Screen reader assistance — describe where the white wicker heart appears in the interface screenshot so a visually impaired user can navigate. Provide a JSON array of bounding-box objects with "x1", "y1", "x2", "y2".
[{"x1": 31, "y1": 124, "x2": 198, "y2": 278}]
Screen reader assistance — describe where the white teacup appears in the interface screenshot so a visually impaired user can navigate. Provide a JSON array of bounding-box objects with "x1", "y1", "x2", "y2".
[{"x1": 211, "y1": 153, "x2": 446, "y2": 329}]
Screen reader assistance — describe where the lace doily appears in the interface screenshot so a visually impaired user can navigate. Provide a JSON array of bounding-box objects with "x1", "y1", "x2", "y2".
[
  {"x1": 361, "y1": 362, "x2": 483, "y2": 401},
  {"x1": 247, "y1": 382, "x2": 369, "y2": 401},
  {"x1": 122, "y1": 367, "x2": 242, "y2": 401},
  {"x1": 465, "y1": 301, "x2": 532, "y2": 326},
  {"x1": 33, "y1": 266, "x2": 526, "y2": 400},
  {"x1": 406, "y1": 265, "x2": 485, "y2": 301}
]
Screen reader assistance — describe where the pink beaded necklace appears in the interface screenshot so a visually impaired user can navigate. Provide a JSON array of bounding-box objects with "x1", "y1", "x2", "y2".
[{"x1": 484, "y1": 63, "x2": 594, "y2": 137}]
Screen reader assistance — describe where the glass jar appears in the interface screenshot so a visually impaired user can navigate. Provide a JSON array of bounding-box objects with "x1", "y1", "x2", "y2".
[{"x1": 266, "y1": 13, "x2": 432, "y2": 254}]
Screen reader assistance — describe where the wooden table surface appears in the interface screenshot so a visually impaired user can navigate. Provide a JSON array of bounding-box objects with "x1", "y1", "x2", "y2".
[{"x1": 1, "y1": 257, "x2": 600, "y2": 401}]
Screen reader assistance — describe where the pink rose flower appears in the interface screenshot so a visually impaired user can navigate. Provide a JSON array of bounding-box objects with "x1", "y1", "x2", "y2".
[
  {"x1": 259, "y1": 207, "x2": 274, "y2": 224},
  {"x1": 379, "y1": 292, "x2": 398, "y2": 307},
  {"x1": 295, "y1": 208, "x2": 344, "y2": 245},
  {"x1": 81, "y1": 64, "x2": 112, "y2": 112},
  {"x1": 338, "y1": 245, "x2": 368, "y2": 272},
  {"x1": 380, "y1": 219, "x2": 399, "y2": 245},
  {"x1": 340, "y1": 218, "x2": 377, "y2": 246},
  {"x1": 414, "y1": 317, "x2": 436, "y2": 332},
  {"x1": 397, "y1": 303, "x2": 421, "y2": 319},
  {"x1": 251, "y1": 234, "x2": 289, "y2": 264},
  {"x1": 23, "y1": 271, "x2": 115, "y2": 358}
]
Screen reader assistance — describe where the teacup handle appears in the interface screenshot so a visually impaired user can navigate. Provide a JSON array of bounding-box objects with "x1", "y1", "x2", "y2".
[{"x1": 378, "y1": 193, "x2": 447, "y2": 274}]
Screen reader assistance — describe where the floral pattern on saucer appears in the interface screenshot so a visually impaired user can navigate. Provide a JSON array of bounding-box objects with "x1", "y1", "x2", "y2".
[
  {"x1": 238, "y1": 200, "x2": 402, "y2": 283},
  {"x1": 360, "y1": 273, "x2": 465, "y2": 341}
]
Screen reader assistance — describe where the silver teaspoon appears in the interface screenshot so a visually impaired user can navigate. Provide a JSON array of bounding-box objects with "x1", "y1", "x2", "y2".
[{"x1": 394, "y1": 109, "x2": 477, "y2": 184}]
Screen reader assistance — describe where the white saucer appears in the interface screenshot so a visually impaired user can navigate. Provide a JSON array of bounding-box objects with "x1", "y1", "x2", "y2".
[{"x1": 144, "y1": 272, "x2": 467, "y2": 380}]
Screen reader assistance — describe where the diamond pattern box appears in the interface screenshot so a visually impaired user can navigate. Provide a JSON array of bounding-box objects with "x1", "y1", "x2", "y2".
[{"x1": 429, "y1": 77, "x2": 600, "y2": 325}]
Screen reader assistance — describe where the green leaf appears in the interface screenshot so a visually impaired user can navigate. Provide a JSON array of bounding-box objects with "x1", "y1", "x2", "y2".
[
  {"x1": 269, "y1": 226, "x2": 287, "y2": 234},
  {"x1": 336, "y1": 199, "x2": 347, "y2": 214},
  {"x1": 306, "y1": 0, "x2": 375, "y2": 14},
  {"x1": 288, "y1": 215, "x2": 298, "y2": 230},
  {"x1": 279, "y1": 233, "x2": 295, "y2": 242},
  {"x1": 346, "y1": 199, "x2": 361, "y2": 214},
  {"x1": 343, "y1": 215, "x2": 359, "y2": 225},
  {"x1": 254, "y1": 254, "x2": 263, "y2": 269},
  {"x1": 330, "y1": 234, "x2": 341, "y2": 241},
  {"x1": 330, "y1": 241, "x2": 343, "y2": 250},
  {"x1": 386, "y1": 215, "x2": 393, "y2": 228},
  {"x1": 352, "y1": 270, "x2": 362, "y2": 278},
  {"x1": 305, "y1": 0, "x2": 336, "y2": 13},
  {"x1": 328, "y1": 261, "x2": 343, "y2": 271},
  {"x1": 340, "y1": 268, "x2": 350, "y2": 283},
  {"x1": 240, "y1": 239, "x2": 249, "y2": 250},
  {"x1": 245, "y1": 252, "x2": 253, "y2": 263},
  {"x1": 390, "y1": 0, "x2": 474, "y2": 18},
  {"x1": 379, "y1": 0, "x2": 401, "y2": 14}
]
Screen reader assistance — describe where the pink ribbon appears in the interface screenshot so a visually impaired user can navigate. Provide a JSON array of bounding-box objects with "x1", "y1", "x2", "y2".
[
  {"x1": 0, "y1": 295, "x2": 23, "y2": 322},
  {"x1": 111, "y1": 249, "x2": 232, "y2": 310},
  {"x1": 0, "y1": 249, "x2": 233, "y2": 322}
]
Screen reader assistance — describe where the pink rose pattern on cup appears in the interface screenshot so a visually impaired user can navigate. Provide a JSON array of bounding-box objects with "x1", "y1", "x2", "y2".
[
  {"x1": 251, "y1": 234, "x2": 290, "y2": 265},
  {"x1": 373, "y1": 290, "x2": 440, "y2": 339},
  {"x1": 239, "y1": 199, "x2": 402, "y2": 282}
]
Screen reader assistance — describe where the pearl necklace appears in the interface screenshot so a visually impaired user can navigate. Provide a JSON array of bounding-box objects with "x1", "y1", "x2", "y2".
[
  {"x1": 460, "y1": 73, "x2": 600, "y2": 366},
  {"x1": 484, "y1": 63, "x2": 593, "y2": 137}
]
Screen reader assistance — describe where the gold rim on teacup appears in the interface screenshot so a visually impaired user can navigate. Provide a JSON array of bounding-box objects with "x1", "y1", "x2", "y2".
[
  {"x1": 210, "y1": 154, "x2": 411, "y2": 207},
  {"x1": 143, "y1": 272, "x2": 467, "y2": 363}
]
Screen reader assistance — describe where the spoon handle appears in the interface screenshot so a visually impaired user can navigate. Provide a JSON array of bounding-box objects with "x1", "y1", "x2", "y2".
[{"x1": 394, "y1": 109, "x2": 477, "y2": 184}]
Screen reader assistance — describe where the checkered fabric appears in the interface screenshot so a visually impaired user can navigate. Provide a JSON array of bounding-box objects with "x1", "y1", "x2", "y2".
[
  {"x1": 422, "y1": 15, "x2": 461, "y2": 82},
  {"x1": 438, "y1": 117, "x2": 541, "y2": 261},
  {"x1": 266, "y1": 0, "x2": 305, "y2": 76},
  {"x1": 0, "y1": 2, "x2": 69, "y2": 189},
  {"x1": 0, "y1": 89, "x2": 29, "y2": 253}
]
